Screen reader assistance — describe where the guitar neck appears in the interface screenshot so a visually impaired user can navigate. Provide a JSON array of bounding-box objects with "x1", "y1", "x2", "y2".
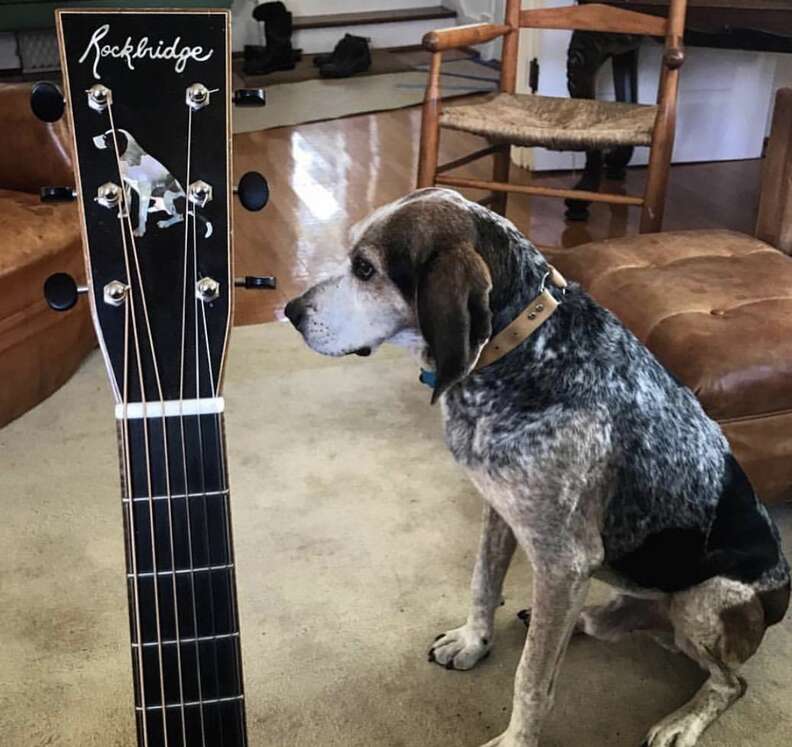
[{"x1": 119, "y1": 408, "x2": 246, "y2": 747}]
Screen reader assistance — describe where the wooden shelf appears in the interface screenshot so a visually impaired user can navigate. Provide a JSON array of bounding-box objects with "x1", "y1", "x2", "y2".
[{"x1": 293, "y1": 5, "x2": 456, "y2": 32}]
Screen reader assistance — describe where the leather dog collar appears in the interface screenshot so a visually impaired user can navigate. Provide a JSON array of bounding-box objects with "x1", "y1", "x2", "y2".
[{"x1": 474, "y1": 265, "x2": 567, "y2": 371}]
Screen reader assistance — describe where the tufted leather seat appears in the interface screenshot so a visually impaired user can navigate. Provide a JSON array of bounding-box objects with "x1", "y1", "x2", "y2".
[{"x1": 546, "y1": 230, "x2": 792, "y2": 504}]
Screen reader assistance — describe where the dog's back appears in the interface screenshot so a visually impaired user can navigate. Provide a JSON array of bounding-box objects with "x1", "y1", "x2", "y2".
[{"x1": 444, "y1": 235, "x2": 788, "y2": 602}]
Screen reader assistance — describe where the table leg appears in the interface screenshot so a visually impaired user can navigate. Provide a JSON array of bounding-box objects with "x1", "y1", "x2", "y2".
[
  {"x1": 605, "y1": 48, "x2": 639, "y2": 180},
  {"x1": 565, "y1": 31, "x2": 642, "y2": 221}
]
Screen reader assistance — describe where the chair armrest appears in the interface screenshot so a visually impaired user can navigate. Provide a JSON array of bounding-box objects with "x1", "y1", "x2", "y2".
[{"x1": 423, "y1": 22, "x2": 511, "y2": 53}]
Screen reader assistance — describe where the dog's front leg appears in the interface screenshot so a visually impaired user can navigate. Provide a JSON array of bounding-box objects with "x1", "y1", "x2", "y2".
[
  {"x1": 429, "y1": 503, "x2": 516, "y2": 670},
  {"x1": 134, "y1": 184, "x2": 152, "y2": 237},
  {"x1": 485, "y1": 567, "x2": 591, "y2": 747}
]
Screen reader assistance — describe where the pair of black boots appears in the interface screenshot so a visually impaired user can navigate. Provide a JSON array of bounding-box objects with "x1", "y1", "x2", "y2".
[
  {"x1": 243, "y1": 1, "x2": 372, "y2": 79},
  {"x1": 315, "y1": 34, "x2": 372, "y2": 79},
  {"x1": 243, "y1": 1, "x2": 301, "y2": 76}
]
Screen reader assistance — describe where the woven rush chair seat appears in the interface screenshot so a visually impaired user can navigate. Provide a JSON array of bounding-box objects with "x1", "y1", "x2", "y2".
[{"x1": 439, "y1": 93, "x2": 659, "y2": 151}]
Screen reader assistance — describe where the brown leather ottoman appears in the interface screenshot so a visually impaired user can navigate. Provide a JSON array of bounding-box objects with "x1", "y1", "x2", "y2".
[
  {"x1": 546, "y1": 230, "x2": 792, "y2": 504},
  {"x1": 0, "y1": 83, "x2": 94, "y2": 427}
]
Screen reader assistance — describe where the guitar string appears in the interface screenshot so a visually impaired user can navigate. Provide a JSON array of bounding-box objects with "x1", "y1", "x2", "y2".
[
  {"x1": 201, "y1": 298, "x2": 247, "y2": 747},
  {"x1": 119, "y1": 297, "x2": 150, "y2": 747},
  {"x1": 106, "y1": 102, "x2": 182, "y2": 744},
  {"x1": 200, "y1": 272, "x2": 247, "y2": 743},
  {"x1": 178, "y1": 102, "x2": 209, "y2": 747},
  {"x1": 113, "y1": 179, "x2": 167, "y2": 743},
  {"x1": 191, "y1": 195, "x2": 227, "y2": 747}
]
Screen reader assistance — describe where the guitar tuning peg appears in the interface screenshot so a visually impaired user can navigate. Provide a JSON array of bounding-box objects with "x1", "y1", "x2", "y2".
[
  {"x1": 234, "y1": 275, "x2": 277, "y2": 290},
  {"x1": 40, "y1": 187, "x2": 77, "y2": 203},
  {"x1": 234, "y1": 171, "x2": 269, "y2": 212},
  {"x1": 233, "y1": 88, "x2": 266, "y2": 107},
  {"x1": 43, "y1": 273, "x2": 88, "y2": 312},
  {"x1": 30, "y1": 81, "x2": 65, "y2": 123}
]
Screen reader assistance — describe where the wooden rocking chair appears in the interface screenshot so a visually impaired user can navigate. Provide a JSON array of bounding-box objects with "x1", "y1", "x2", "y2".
[{"x1": 417, "y1": 0, "x2": 688, "y2": 233}]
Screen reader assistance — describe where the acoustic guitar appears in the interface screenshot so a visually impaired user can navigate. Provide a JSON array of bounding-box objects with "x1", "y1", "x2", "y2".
[{"x1": 32, "y1": 9, "x2": 272, "y2": 746}]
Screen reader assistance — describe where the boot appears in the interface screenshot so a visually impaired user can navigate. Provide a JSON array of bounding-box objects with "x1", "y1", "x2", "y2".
[
  {"x1": 318, "y1": 34, "x2": 371, "y2": 79},
  {"x1": 244, "y1": 1, "x2": 285, "y2": 61},
  {"x1": 313, "y1": 33, "x2": 354, "y2": 67},
  {"x1": 243, "y1": 1, "x2": 301, "y2": 75}
]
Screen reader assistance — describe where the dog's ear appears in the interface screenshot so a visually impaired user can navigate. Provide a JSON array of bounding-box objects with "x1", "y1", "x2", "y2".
[{"x1": 417, "y1": 243, "x2": 492, "y2": 404}]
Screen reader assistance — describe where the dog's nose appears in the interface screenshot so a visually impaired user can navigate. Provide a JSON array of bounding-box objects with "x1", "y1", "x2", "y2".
[{"x1": 284, "y1": 298, "x2": 306, "y2": 330}]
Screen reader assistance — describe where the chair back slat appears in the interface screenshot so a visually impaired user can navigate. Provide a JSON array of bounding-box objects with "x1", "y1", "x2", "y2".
[{"x1": 519, "y1": 4, "x2": 668, "y2": 37}]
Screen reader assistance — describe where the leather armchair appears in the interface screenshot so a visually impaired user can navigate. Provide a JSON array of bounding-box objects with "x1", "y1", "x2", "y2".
[{"x1": 0, "y1": 82, "x2": 94, "y2": 427}]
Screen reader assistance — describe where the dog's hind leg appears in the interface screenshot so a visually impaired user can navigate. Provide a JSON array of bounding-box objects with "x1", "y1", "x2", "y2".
[
  {"x1": 428, "y1": 503, "x2": 516, "y2": 670},
  {"x1": 644, "y1": 576, "x2": 781, "y2": 747}
]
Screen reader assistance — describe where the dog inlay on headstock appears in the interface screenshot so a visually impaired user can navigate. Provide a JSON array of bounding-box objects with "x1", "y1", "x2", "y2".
[{"x1": 32, "y1": 9, "x2": 274, "y2": 747}]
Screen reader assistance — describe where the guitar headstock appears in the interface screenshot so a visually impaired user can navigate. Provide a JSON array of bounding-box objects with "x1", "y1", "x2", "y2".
[{"x1": 35, "y1": 9, "x2": 273, "y2": 409}]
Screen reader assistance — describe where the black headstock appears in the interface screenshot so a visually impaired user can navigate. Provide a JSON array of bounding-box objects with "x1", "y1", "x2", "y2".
[{"x1": 51, "y1": 9, "x2": 237, "y2": 405}]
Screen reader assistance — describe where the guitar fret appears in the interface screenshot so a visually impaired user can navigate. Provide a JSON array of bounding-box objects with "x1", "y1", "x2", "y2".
[
  {"x1": 136, "y1": 694, "x2": 244, "y2": 712},
  {"x1": 128, "y1": 563, "x2": 233, "y2": 579},
  {"x1": 122, "y1": 489, "x2": 229, "y2": 504},
  {"x1": 131, "y1": 632, "x2": 240, "y2": 648}
]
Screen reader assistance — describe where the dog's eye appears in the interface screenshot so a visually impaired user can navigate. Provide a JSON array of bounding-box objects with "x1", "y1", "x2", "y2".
[{"x1": 352, "y1": 256, "x2": 375, "y2": 281}]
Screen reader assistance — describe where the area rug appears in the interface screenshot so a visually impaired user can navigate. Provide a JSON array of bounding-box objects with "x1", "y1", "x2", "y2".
[
  {"x1": 233, "y1": 58, "x2": 499, "y2": 133},
  {"x1": 234, "y1": 48, "x2": 415, "y2": 86},
  {"x1": 1, "y1": 321, "x2": 791, "y2": 746}
]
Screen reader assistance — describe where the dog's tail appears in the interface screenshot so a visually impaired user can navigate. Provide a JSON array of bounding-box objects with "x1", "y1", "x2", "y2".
[{"x1": 189, "y1": 210, "x2": 214, "y2": 239}]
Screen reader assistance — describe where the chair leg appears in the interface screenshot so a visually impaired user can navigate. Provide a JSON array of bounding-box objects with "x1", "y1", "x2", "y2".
[
  {"x1": 640, "y1": 122, "x2": 674, "y2": 233},
  {"x1": 491, "y1": 145, "x2": 510, "y2": 216},
  {"x1": 417, "y1": 52, "x2": 442, "y2": 189},
  {"x1": 565, "y1": 150, "x2": 602, "y2": 221}
]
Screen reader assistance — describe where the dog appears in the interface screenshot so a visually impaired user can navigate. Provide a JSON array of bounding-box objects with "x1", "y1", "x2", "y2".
[
  {"x1": 92, "y1": 128, "x2": 212, "y2": 239},
  {"x1": 285, "y1": 188, "x2": 790, "y2": 747}
]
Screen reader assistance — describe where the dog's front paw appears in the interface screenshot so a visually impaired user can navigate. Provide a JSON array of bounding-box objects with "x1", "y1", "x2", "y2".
[
  {"x1": 133, "y1": 228, "x2": 145, "y2": 238},
  {"x1": 645, "y1": 713, "x2": 707, "y2": 747},
  {"x1": 427, "y1": 624, "x2": 491, "y2": 670}
]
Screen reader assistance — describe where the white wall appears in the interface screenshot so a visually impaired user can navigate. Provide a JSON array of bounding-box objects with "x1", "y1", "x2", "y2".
[
  {"x1": 444, "y1": 0, "x2": 503, "y2": 24},
  {"x1": 287, "y1": 0, "x2": 433, "y2": 12},
  {"x1": 443, "y1": 0, "x2": 505, "y2": 59},
  {"x1": 231, "y1": 0, "x2": 461, "y2": 53},
  {"x1": 515, "y1": 0, "x2": 780, "y2": 170}
]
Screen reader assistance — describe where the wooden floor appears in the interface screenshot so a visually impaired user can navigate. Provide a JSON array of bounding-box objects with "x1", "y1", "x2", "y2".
[{"x1": 232, "y1": 104, "x2": 763, "y2": 326}]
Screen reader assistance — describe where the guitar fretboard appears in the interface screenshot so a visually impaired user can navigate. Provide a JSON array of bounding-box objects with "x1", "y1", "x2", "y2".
[{"x1": 120, "y1": 412, "x2": 246, "y2": 747}]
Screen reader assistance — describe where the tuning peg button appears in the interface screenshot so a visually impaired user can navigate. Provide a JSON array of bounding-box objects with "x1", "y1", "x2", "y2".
[
  {"x1": 44, "y1": 273, "x2": 87, "y2": 312},
  {"x1": 235, "y1": 171, "x2": 269, "y2": 212},
  {"x1": 233, "y1": 88, "x2": 266, "y2": 107},
  {"x1": 40, "y1": 187, "x2": 77, "y2": 203},
  {"x1": 30, "y1": 81, "x2": 65, "y2": 123},
  {"x1": 234, "y1": 276, "x2": 277, "y2": 290}
]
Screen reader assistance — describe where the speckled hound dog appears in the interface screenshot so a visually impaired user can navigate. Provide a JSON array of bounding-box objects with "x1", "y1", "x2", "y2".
[{"x1": 285, "y1": 188, "x2": 790, "y2": 747}]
